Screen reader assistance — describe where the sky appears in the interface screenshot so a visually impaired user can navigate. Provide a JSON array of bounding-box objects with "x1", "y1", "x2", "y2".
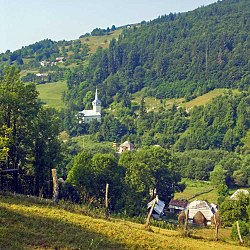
[{"x1": 0, "y1": 0, "x2": 217, "y2": 53}]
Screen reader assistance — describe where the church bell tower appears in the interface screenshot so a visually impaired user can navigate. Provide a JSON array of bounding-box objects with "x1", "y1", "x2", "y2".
[{"x1": 92, "y1": 88, "x2": 101, "y2": 113}]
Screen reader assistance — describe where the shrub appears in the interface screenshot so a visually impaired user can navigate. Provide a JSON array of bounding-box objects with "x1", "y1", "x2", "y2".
[{"x1": 231, "y1": 221, "x2": 249, "y2": 241}]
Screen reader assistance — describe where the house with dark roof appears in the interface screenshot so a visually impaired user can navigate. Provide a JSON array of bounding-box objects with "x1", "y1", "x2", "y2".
[{"x1": 168, "y1": 199, "x2": 188, "y2": 214}]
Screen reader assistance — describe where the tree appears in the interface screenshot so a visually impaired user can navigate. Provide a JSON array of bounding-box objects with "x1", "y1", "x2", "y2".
[
  {"x1": 220, "y1": 193, "x2": 250, "y2": 226},
  {"x1": 67, "y1": 151, "x2": 124, "y2": 209},
  {"x1": 0, "y1": 126, "x2": 11, "y2": 163},
  {"x1": 139, "y1": 97, "x2": 147, "y2": 117},
  {"x1": 32, "y1": 107, "x2": 62, "y2": 196},
  {"x1": 210, "y1": 165, "x2": 227, "y2": 187},
  {"x1": 0, "y1": 66, "x2": 39, "y2": 170},
  {"x1": 0, "y1": 67, "x2": 62, "y2": 196},
  {"x1": 119, "y1": 146, "x2": 182, "y2": 215}
]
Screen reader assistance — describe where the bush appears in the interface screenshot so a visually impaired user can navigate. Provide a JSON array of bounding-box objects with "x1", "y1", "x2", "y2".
[{"x1": 231, "y1": 221, "x2": 249, "y2": 241}]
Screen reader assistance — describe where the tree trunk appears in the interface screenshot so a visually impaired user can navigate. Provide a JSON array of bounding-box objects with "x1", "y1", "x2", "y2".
[
  {"x1": 52, "y1": 169, "x2": 59, "y2": 204},
  {"x1": 105, "y1": 183, "x2": 109, "y2": 219}
]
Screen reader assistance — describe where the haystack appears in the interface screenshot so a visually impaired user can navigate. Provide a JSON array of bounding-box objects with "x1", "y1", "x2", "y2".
[
  {"x1": 210, "y1": 211, "x2": 220, "y2": 227},
  {"x1": 178, "y1": 211, "x2": 186, "y2": 225},
  {"x1": 193, "y1": 211, "x2": 207, "y2": 226}
]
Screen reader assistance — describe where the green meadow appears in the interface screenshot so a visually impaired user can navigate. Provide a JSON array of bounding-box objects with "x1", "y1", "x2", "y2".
[
  {"x1": 0, "y1": 193, "x2": 247, "y2": 250},
  {"x1": 36, "y1": 81, "x2": 67, "y2": 110}
]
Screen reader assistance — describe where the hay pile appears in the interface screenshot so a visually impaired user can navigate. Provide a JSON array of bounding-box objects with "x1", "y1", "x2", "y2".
[
  {"x1": 193, "y1": 211, "x2": 207, "y2": 226},
  {"x1": 178, "y1": 211, "x2": 186, "y2": 225}
]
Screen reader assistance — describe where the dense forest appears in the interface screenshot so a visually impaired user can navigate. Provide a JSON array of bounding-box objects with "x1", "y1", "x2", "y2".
[{"x1": 63, "y1": 0, "x2": 250, "y2": 110}]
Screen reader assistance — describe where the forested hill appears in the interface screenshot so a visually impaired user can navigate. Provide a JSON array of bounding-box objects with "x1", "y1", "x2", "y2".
[{"x1": 64, "y1": 0, "x2": 249, "y2": 108}]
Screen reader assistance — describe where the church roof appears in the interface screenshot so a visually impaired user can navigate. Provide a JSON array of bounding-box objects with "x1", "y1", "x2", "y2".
[{"x1": 79, "y1": 110, "x2": 101, "y2": 117}]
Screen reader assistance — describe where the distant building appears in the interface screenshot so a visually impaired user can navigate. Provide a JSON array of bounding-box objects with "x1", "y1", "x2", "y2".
[
  {"x1": 40, "y1": 60, "x2": 50, "y2": 67},
  {"x1": 168, "y1": 199, "x2": 188, "y2": 214},
  {"x1": 35, "y1": 73, "x2": 48, "y2": 77},
  {"x1": 118, "y1": 141, "x2": 135, "y2": 153},
  {"x1": 78, "y1": 89, "x2": 101, "y2": 124},
  {"x1": 55, "y1": 57, "x2": 65, "y2": 63},
  {"x1": 230, "y1": 189, "x2": 249, "y2": 200}
]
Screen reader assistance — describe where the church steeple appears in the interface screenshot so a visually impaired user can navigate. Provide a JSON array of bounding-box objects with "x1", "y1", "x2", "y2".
[{"x1": 92, "y1": 88, "x2": 101, "y2": 113}]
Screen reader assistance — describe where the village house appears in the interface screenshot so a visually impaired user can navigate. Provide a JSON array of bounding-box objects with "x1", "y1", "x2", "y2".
[
  {"x1": 118, "y1": 141, "x2": 135, "y2": 153},
  {"x1": 78, "y1": 89, "x2": 101, "y2": 124},
  {"x1": 55, "y1": 57, "x2": 65, "y2": 63},
  {"x1": 168, "y1": 199, "x2": 188, "y2": 214},
  {"x1": 40, "y1": 60, "x2": 50, "y2": 67}
]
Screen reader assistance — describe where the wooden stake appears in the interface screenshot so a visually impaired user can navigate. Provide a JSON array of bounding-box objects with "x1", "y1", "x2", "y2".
[
  {"x1": 184, "y1": 209, "x2": 189, "y2": 236},
  {"x1": 52, "y1": 169, "x2": 59, "y2": 204},
  {"x1": 213, "y1": 214, "x2": 219, "y2": 241},
  {"x1": 105, "y1": 183, "x2": 109, "y2": 219},
  {"x1": 236, "y1": 221, "x2": 244, "y2": 243},
  {"x1": 145, "y1": 195, "x2": 158, "y2": 228}
]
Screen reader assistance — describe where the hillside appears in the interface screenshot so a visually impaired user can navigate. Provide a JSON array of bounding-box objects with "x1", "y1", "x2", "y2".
[
  {"x1": 0, "y1": 193, "x2": 248, "y2": 250},
  {"x1": 63, "y1": 0, "x2": 250, "y2": 110}
]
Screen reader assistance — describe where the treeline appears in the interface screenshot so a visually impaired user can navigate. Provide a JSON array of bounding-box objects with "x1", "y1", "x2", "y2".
[
  {"x1": 63, "y1": 0, "x2": 249, "y2": 110},
  {"x1": 0, "y1": 39, "x2": 90, "y2": 72}
]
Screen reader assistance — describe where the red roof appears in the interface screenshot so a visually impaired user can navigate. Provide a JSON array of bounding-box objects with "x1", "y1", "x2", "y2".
[{"x1": 168, "y1": 199, "x2": 188, "y2": 208}]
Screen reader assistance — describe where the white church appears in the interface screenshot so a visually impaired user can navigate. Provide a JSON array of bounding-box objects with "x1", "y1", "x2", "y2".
[{"x1": 78, "y1": 89, "x2": 101, "y2": 123}]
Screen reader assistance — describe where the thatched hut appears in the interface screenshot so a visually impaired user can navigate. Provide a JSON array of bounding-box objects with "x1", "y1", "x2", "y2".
[
  {"x1": 178, "y1": 211, "x2": 186, "y2": 225},
  {"x1": 193, "y1": 211, "x2": 207, "y2": 226}
]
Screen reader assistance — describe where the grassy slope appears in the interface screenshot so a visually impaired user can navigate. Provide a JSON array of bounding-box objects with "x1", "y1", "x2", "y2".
[
  {"x1": 0, "y1": 193, "x2": 247, "y2": 250},
  {"x1": 132, "y1": 88, "x2": 239, "y2": 112},
  {"x1": 182, "y1": 89, "x2": 240, "y2": 110},
  {"x1": 36, "y1": 81, "x2": 67, "y2": 110},
  {"x1": 174, "y1": 179, "x2": 218, "y2": 203},
  {"x1": 79, "y1": 29, "x2": 123, "y2": 54},
  {"x1": 33, "y1": 30, "x2": 123, "y2": 110}
]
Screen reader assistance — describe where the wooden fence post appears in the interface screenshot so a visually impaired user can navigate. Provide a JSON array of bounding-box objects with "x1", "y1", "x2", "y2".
[
  {"x1": 213, "y1": 214, "x2": 219, "y2": 241},
  {"x1": 52, "y1": 169, "x2": 59, "y2": 204},
  {"x1": 105, "y1": 183, "x2": 109, "y2": 219},
  {"x1": 145, "y1": 195, "x2": 158, "y2": 228},
  {"x1": 184, "y1": 209, "x2": 189, "y2": 236},
  {"x1": 236, "y1": 221, "x2": 244, "y2": 243}
]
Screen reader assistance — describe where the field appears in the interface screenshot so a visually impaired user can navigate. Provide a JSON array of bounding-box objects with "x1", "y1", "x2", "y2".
[
  {"x1": 71, "y1": 135, "x2": 114, "y2": 152},
  {"x1": 36, "y1": 81, "x2": 67, "y2": 110},
  {"x1": 182, "y1": 88, "x2": 240, "y2": 110},
  {"x1": 79, "y1": 29, "x2": 123, "y2": 54},
  {"x1": 0, "y1": 193, "x2": 247, "y2": 250},
  {"x1": 174, "y1": 179, "x2": 218, "y2": 203},
  {"x1": 132, "y1": 88, "x2": 239, "y2": 112}
]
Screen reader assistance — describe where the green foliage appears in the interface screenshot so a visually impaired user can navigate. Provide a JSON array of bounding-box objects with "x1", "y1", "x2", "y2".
[
  {"x1": 231, "y1": 221, "x2": 250, "y2": 241},
  {"x1": 220, "y1": 193, "x2": 250, "y2": 226},
  {"x1": 119, "y1": 146, "x2": 182, "y2": 215},
  {"x1": 0, "y1": 126, "x2": 11, "y2": 163},
  {"x1": 67, "y1": 151, "x2": 125, "y2": 209},
  {"x1": 0, "y1": 67, "x2": 62, "y2": 196},
  {"x1": 210, "y1": 165, "x2": 227, "y2": 187}
]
